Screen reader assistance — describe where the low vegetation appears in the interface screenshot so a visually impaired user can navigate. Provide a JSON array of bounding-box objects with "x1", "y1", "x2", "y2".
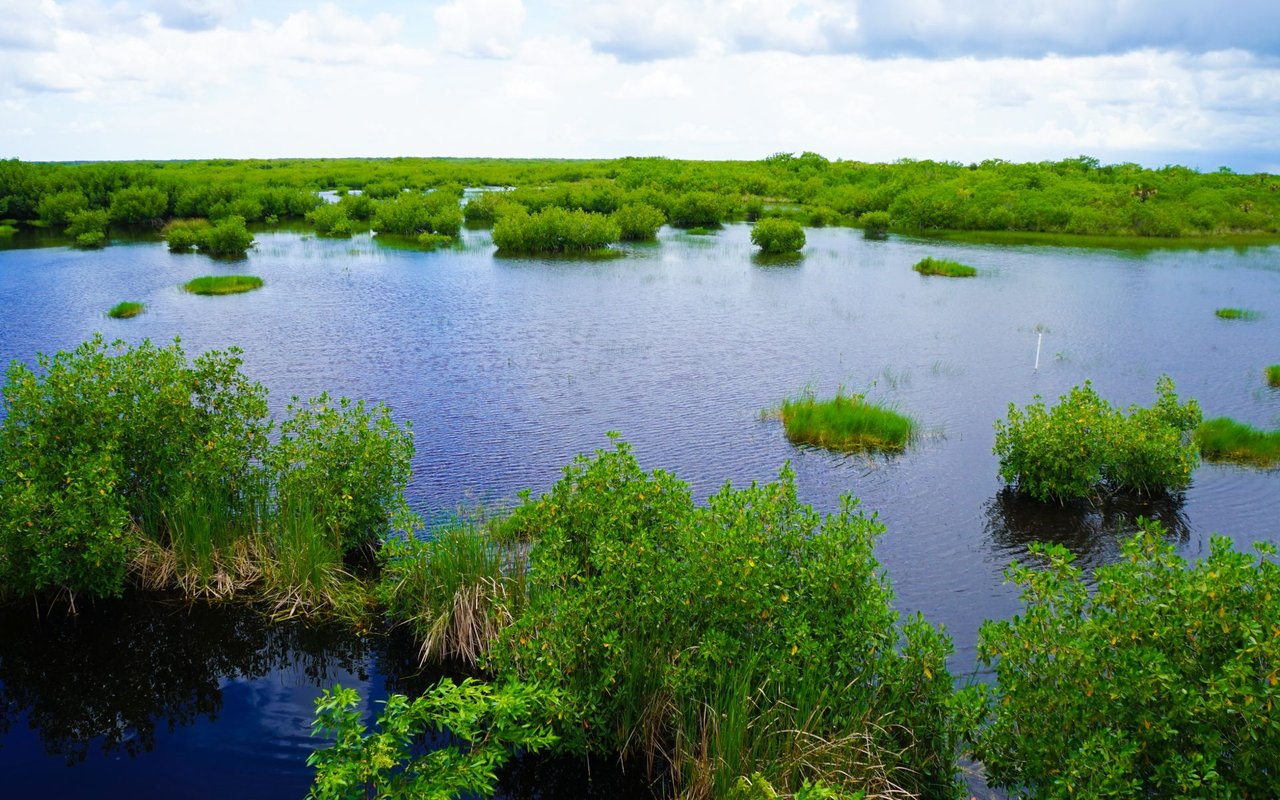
[
  {"x1": 491, "y1": 206, "x2": 620, "y2": 254},
  {"x1": 860, "y1": 210, "x2": 890, "y2": 239},
  {"x1": 1195, "y1": 417, "x2": 1280, "y2": 467},
  {"x1": 107, "y1": 301, "x2": 145, "y2": 319},
  {"x1": 611, "y1": 202, "x2": 666, "y2": 241},
  {"x1": 975, "y1": 518, "x2": 1280, "y2": 799},
  {"x1": 1268, "y1": 364, "x2": 1280, "y2": 387},
  {"x1": 1215, "y1": 306, "x2": 1260, "y2": 320},
  {"x1": 913, "y1": 256, "x2": 977, "y2": 277},
  {"x1": 994, "y1": 376, "x2": 1202, "y2": 503},
  {"x1": 750, "y1": 218, "x2": 806, "y2": 254},
  {"x1": 777, "y1": 390, "x2": 917, "y2": 452},
  {"x1": 182, "y1": 275, "x2": 264, "y2": 295}
]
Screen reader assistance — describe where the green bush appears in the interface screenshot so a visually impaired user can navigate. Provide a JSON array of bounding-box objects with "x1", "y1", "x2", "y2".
[
  {"x1": 975, "y1": 520, "x2": 1280, "y2": 799},
  {"x1": 372, "y1": 192, "x2": 462, "y2": 239},
  {"x1": 306, "y1": 202, "x2": 354, "y2": 237},
  {"x1": 751, "y1": 218, "x2": 806, "y2": 254},
  {"x1": 196, "y1": 215, "x2": 254, "y2": 257},
  {"x1": 1268, "y1": 364, "x2": 1280, "y2": 388},
  {"x1": 462, "y1": 191, "x2": 513, "y2": 225},
  {"x1": 0, "y1": 335, "x2": 270, "y2": 599},
  {"x1": 610, "y1": 202, "x2": 666, "y2": 241},
  {"x1": 307, "y1": 679, "x2": 561, "y2": 800},
  {"x1": 491, "y1": 206, "x2": 620, "y2": 254},
  {"x1": 163, "y1": 218, "x2": 211, "y2": 252},
  {"x1": 993, "y1": 376, "x2": 1201, "y2": 503},
  {"x1": 65, "y1": 208, "x2": 109, "y2": 249},
  {"x1": 669, "y1": 191, "x2": 730, "y2": 228},
  {"x1": 36, "y1": 189, "x2": 88, "y2": 226},
  {"x1": 268, "y1": 394, "x2": 416, "y2": 555},
  {"x1": 108, "y1": 185, "x2": 169, "y2": 225},
  {"x1": 487, "y1": 438, "x2": 972, "y2": 797}
]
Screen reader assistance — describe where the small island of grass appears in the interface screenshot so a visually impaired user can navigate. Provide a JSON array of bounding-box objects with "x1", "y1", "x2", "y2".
[
  {"x1": 1267, "y1": 364, "x2": 1280, "y2": 388},
  {"x1": 107, "y1": 301, "x2": 145, "y2": 319},
  {"x1": 913, "y1": 257, "x2": 977, "y2": 277},
  {"x1": 182, "y1": 275, "x2": 264, "y2": 295},
  {"x1": 1195, "y1": 417, "x2": 1280, "y2": 467},
  {"x1": 777, "y1": 391, "x2": 917, "y2": 452},
  {"x1": 1215, "y1": 307, "x2": 1259, "y2": 320}
]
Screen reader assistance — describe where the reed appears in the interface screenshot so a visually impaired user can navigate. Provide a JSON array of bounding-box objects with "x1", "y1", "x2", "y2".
[
  {"x1": 182, "y1": 275, "x2": 264, "y2": 295},
  {"x1": 107, "y1": 301, "x2": 145, "y2": 319},
  {"x1": 1195, "y1": 417, "x2": 1280, "y2": 467},
  {"x1": 778, "y1": 391, "x2": 917, "y2": 452},
  {"x1": 912, "y1": 257, "x2": 976, "y2": 277}
]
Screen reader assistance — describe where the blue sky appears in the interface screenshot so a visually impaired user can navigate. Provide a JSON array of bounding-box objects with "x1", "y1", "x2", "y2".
[{"x1": 2, "y1": 1, "x2": 1278, "y2": 170}]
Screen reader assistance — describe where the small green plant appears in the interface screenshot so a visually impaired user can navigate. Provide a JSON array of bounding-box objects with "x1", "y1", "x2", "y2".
[
  {"x1": 975, "y1": 519, "x2": 1280, "y2": 799},
  {"x1": 1215, "y1": 307, "x2": 1260, "y2": 320},
  {"x1": 777, "y1": 390, "x2": 917, "y2": 452},
  {"x1": 912, "y1": 257, "x2": 976, "y2": 277},
  {"x1": 1268, "y1": 364, "x2": 1280, "y2": 387},
  {"x1": 182, "y1": 275, "x2": 264, "y2": 295},
  {"x1": 994, "y1": 376, "x2": 1201, "y2": 503},
  {"x1": 307, "y1": 678, "x2": 561, "y2": 800},
  {"x1": 1195, "y1": 417, "x2": 1280, "y2": 467},
  {"x1": 859, "y1": 210, "x2": 890, "y2": 239},
  {"x1": 196, "y1": 214, "x2": 255, "y2": 257},
  {"x1": 107, "y1": 301, "x2": 145, "y2": 319},
  {"x1": 751, "y1": 218, "x2": 806, "y2": 254},
  {"x1": 686, "y1": 226, "x2": 715, "y2": 235}
]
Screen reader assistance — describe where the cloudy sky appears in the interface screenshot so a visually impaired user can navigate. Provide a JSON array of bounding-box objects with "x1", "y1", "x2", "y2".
[{"x1": 2, "y1": 0, "x2": 1278, "y2": 170}]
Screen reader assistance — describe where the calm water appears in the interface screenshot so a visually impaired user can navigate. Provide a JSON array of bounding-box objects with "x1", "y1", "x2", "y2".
[{"x1": 1, "y1": 225, "x2": 1278, "y2": 797}]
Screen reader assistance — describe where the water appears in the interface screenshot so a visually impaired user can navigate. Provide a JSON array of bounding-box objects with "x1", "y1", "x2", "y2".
[{"x1": 1, "y1": 225, "x2": 1278, "y2": 796}]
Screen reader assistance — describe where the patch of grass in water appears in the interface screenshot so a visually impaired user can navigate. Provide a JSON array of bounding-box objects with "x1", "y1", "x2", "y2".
[
  {"x1": 1195, "y1": 417, "x2": 1280, "y2": 467},
  {"x1": 911, "y1": 229, "x2": 1280, "y2": 251},
  {"x1": 913, "y1": 257, "x2": 977, "y2": 277},
  {"x1": 685, "y1": 226, "x2": 716, "y2": 236},
  {"x1": 1267, "y1": 364, "x2": 1280, "y2": 388},
  {"x1": 107, "y1": 301, "x2": 145, "y2": 319},
  {"x1": 182, "y1": 275, "x2": 264, "y2": 295},
  {"x1": 1215, "y1": 307, "x2": 1259, "y2": 320},
  {"x1": 777, "y1": 390, "x2": 917, "y2": 453}
]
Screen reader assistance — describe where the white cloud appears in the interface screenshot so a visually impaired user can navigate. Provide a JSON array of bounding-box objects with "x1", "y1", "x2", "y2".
[
  {"x1": 0, "y1": 0, "x2": 61, "y2": 50},
  {"x1": 434, "y1": 0, "x2": 527, "y2": 58},
  {"x1": 144, "y1": 0, "x2": 241, "y2": 31},
  {"x1": 617, "y1": 69, "x2": 691, "y2": 99}
]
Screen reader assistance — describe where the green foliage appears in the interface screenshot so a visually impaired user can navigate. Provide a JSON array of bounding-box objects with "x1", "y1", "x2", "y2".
[
  {"x1": 307, "y1": 678, "x2": 561, "y2": 800},
  {"x1": 1214, "y1": 307, "x2": 1260, "y2": 320},
  {"x1": 1268, "y1": 364, "x2": 1280, "y2": 388},
  {"x1": 371, "y1": 192, "x2": 462, "y2": 239},
  {"x1": 993, "y1": 376, "x2": 1202, "y2": 503},
  {"x1": 750, "y1": 218, "x2": 806, "y2": 254},
  {"x1": 1195, "y1": 417, "x2": 1280, "y2": 467},
  {"x1": 268, "y1": 394, "x2": 416, "y2": 555},
  {"x1": 182, "y1": 275, "x2": 264, "y2": 295},
  {"x1": 491, "y1": 206, "x2": 620, "y2": 254},
  {"x1": 0, "y1": 335, "x2": 270, "y2": 599},
  {"x1": 669, "y1": 191, "x2": 731, "y2": 228},
  {"x1": 462, "y1": 191, "x2": 513, "y2": 225},
  {"x1": 65, "y1": 208, "x2": 109, "y2": 249},
  {"x1": 108, "y1": 185, "x2": 169, "y2": 226},
  {"x1": 777, "y1": 390, "x2": 916, "y2": 452},
  {"x1": 107, "y1": 301, "x2": 145, "y2": 319},
  {"x1": 975, "y1": 520, "x2": 1280, "y2": 799},
  {"x1": 163, "y1": 218, "x2": 211, "y2": 252},
  {"x1": 307, "y1": 202, "x2": 355, "y2": 237},
  {"x1": 487, "y1": 439, "x2": 971, "y2": 797},
  {"x1": 610, "y1": 202, "x2": 666, "y2": 241},
  {"x1": 196, "y1": 215, "x2": 254, "y2": 257},
  {"x1": 913, "y1": 257, "x2": 977, "y2": 277},
  {"x1": 36, "y1": 189, "x2": 88, "y2": 226}
]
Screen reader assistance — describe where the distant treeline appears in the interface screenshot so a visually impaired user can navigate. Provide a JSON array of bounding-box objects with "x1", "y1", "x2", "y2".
[{"x1": 2, "y1": 153, "x2": 1278, "y2": 245}]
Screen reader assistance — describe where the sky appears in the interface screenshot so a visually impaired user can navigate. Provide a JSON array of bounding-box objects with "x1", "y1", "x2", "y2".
[{"x1": 1, "y1": 0, "x2": 1279, "y2": 171}]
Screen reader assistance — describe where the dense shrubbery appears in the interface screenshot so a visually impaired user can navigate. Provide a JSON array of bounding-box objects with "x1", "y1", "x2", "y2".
[
  {"x1": 750, "y1": 218, "x2": 806, "y2": 253},
  {"x1": 64, "y1": 208, "x2": 109, "y2": 248},
  {"x1": 306, "y1": 202, "x2": 355, "y2": 237},
  {"x1": 163, "y1": 218, "x2": 211, "y2": 252},
  {"x1": 371, "y1": 191, "x2": 463, "y2": 241},
  {"x1": 994, "y1": 376, "x2": 1201, "y2": 503},
  {"x1": 0, "y1": 336, "x2": 415, "y2": 608},
  {"x1": 483, "y1": 439, "x2": 972, "y2": 797},
  {"x1": 108, "y1": 185, "x2": 169, "y2": 226},
  {"x1": 195, "y1": 215, "x2": 254, "y2": 257},
  {"x1": 669, "y1": 191, "x2": 732, "y2": 228},
  {"x1": 975, "y1": 519, "x2": 1280, "y2": 799},
  {"x1": 610, "y1": 202, "x2": 666, "y2": 240},
  {"x1": 491, "y1": 206, "x2": 620, "y2": 254}
]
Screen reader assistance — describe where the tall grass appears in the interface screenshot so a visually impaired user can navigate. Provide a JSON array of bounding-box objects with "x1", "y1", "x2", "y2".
[
  {"x1": 778, "y1": 391, "x2": 917, "y2": 452},
  {"x1": 913, "y1": 257, "x2": 976, "y2": 277},
  {"x1": 182, "y1": 275, "x2": 264, "y2": 295},
  {"x1": 379, "y1": 526, "x2": 527, "y2": 666},
  {"x1": 108, "y1": 301, "x2": 145, "y2": 319},
  {"x1": 1195, "y1": 417, "x2": 1280, "y2": 467},
  {"x1": 262, "y1": 495, "x2": 362, "y2": 619},
  {"x1": 1265, "y1": 364, "x2": 1280, "y2": 387},
  {"x1": 1214, "y1": 307, "x2": 1259, "y2": 320}
]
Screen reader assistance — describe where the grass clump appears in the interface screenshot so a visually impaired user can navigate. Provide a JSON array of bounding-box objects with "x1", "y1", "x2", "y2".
[
  {"x1": 750, "y1": 218, "x2": 806, "y2": 254},
  {"x1": 913, "y1": 256, "x2": 977, "y2": 277},
  {"x1": 1194, "y1": 417, "x2": 1280, "y2": 467},
  {"x1": 777, "y1": 390, "x2": 917, "y2": 452},
  {"x1": 1267, "y1": 364, "x2": 1280, "y2": 387},
  {"x1": 107, "y1": 301, "x2": 145, "y2": 319},
  {"x1": 182, "y1": 274, "x2": 264, "y2": 295},
  {"x1": 1215, "y1": 307, "x2": 1260, "y2": 320}
]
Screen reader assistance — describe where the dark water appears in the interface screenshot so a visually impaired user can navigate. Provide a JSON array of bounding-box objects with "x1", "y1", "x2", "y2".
[{"x1": 1, "y1": 225, "x2": 1278, "y2": 797}]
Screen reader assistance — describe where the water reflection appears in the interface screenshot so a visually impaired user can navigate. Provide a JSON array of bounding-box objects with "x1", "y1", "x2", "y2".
[{"x1": 984, "y1": 488, "x2": 1190, "y2": 573}]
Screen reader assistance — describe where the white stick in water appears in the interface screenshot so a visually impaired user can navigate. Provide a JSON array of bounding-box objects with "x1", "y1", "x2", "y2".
[{"x1": 1034, "y1": 331, "x2": 1043, "y2": 371}]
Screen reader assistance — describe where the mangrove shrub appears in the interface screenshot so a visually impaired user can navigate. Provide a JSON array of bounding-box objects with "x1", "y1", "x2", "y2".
[
  {"x1": 994, "y1": 376, "x2": 1201, "y2": 503},
  {"x1": 975, "y1": 520, "x2": 1280, "y2": 799},
  {"x1": 65, "y1": 208, "x2": 109, "y2": 248},
  {"x1": 610, "y1": 202, "x2": 666, "y2": 241},
  {"x1": 491, "y1": 206, "x2": 620, "y2": 254},
  {"x1": 196, "y1": 215, "x2": 254, "y2": 257},
  {"x1": 750, "y1": 218, "x2": 806, "y2": 254}
]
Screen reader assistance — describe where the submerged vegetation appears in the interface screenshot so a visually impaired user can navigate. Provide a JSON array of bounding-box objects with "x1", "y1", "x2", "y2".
[
  {"x1": 1268, "y1": 364, "x2": 1280, "y2": 387},
  {"x1": 1215, "y1": 306, "x2": 1260, "y2": 320},
  {"x1": 994, "y1": 376, "x2": 1202, "y2": 503},
  {"x1": 107, "y1": 301, "x2": 145, "y2": 319},
  {"x1": 913, "y1": 256, "x2": 977, "y2": 277},
  {"x1": 182, "y1": 275, "x2": 264, "y2": 295},
  {"x1": 1195, "y1": 417, "x2": 1280, "y2": 467},
  {"x1": 776, "y1": 390, "x2": 917, "y2": 452}
]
